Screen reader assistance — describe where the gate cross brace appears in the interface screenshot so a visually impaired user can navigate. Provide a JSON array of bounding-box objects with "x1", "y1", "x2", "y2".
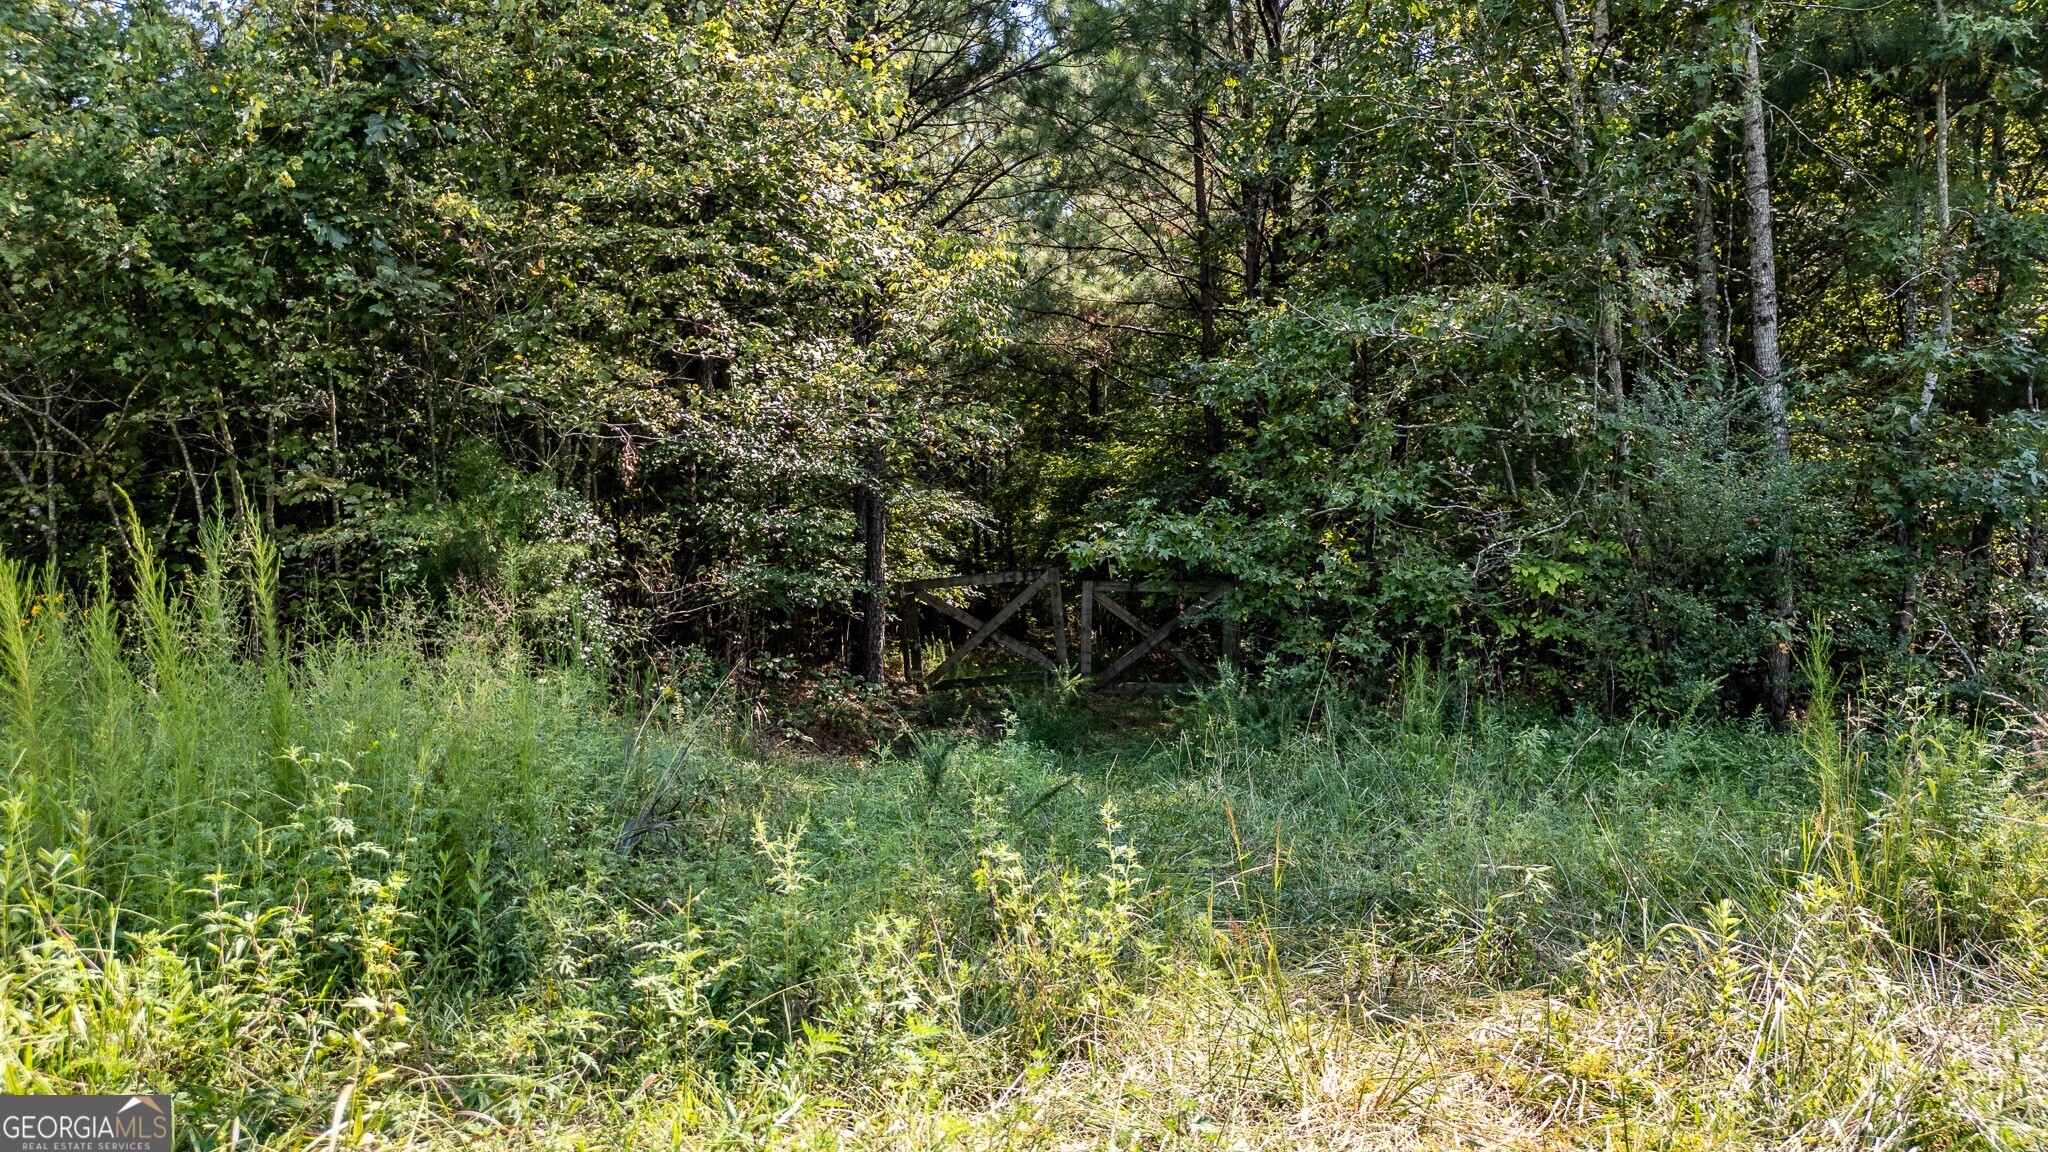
[
  {"x1": 1090, "y1": 583, "x2": 1232, "y2": 686},
  {"x1": 914, "y1": 591, "x2": 1058, "y2": 675},
  {"x1": 1093, "y1": 592, "x2": 1204, "y2": 679},
  {"x1": 918, "y1": 568, "x2": 1060, "y2": 684}
]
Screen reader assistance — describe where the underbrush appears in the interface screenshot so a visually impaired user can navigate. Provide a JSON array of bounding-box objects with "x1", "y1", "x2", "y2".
[{"x1": 1, "y1": 535, "x2": 2045, "y2": 1148}]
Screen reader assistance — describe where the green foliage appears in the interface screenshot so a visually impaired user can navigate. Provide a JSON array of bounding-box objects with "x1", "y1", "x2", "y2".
[
  {"x1": 7, "y1": 0, "x2": 2048, "y2": 705},
  {"x1": 0, "y1": 0, "x2": 1009, "y2": 657},
  {"x1": 1026, "y1": 0, "x2": 2048, "y2": 709},
  {"x1": 12, "y1": 0, "x2": 2048, "y2": 1129},
  {"x1": 374, "y1": 441, "x2": 618, "y2": 659}
]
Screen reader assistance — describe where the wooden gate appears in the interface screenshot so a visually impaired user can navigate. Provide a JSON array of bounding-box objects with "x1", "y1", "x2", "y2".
[{"x1": 897, "y1": 570, "x2": 1234, "y2": 691}]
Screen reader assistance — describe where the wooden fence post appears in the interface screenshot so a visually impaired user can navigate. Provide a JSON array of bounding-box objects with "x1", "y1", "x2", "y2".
[
  {"x1": 1078, "y1": 580, "x2": 1094, "y2": 678},
  {"x1": 1048, "y1": 570, "x2": 1069, "y2": 669},
  {"x1": 901, "y1": 596, "x2": 922, "y2": 680}
]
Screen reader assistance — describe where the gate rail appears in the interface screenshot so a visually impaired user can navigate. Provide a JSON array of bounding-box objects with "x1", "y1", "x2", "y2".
[{"x1": 896, "y1": 570, "x2": 1235, "y2": 691}]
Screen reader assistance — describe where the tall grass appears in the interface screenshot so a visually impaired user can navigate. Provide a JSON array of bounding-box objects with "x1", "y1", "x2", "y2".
[
  {"x1": 0, "y1": 525, "x2": 633, "y2": 1139},
  {"x1": 1, "y1": 531, "x2": 619, "y2": 980},
  {"x1": 1, "y1": 537, "x2": 2044, "y2": 1148}
]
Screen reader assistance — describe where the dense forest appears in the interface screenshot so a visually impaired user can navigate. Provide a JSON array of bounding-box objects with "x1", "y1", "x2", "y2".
[
  {"x1": 7, "y1": 0, "x2": 2044, "y2": 713},
  {"x1": 7, "y1": 1, "x2": 2048, "y2": 1148}
]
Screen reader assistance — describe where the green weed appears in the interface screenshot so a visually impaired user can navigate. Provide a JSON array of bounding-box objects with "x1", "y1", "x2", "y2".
[{"x1": 2, "y1": 546, "x2": 2044, "y2": 1148}]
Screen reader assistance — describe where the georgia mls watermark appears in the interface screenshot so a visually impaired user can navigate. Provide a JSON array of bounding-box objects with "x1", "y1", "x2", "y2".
[{"x1": 0, "y1": 1096, "x2": 171, "y2": 1152}]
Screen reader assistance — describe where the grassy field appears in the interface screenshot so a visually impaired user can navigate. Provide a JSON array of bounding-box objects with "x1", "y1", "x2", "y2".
[{"x1": 3, "y1": 541, "x2": 2047, "y2": 1149}]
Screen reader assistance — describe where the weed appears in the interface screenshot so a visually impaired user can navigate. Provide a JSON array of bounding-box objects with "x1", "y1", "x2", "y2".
[{"x1": 1, "y1": 542, "x2": 2044, "y2": 1147}]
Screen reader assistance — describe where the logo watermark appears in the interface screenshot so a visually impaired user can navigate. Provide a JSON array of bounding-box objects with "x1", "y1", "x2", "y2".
[{"x1": 0, "y1": 1096, "x2": 171, "y2": 1152}]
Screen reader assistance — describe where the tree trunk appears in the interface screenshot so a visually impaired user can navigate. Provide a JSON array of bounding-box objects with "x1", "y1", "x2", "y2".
[
  {"x1": 1191, "y1": 87, "x2": 1223, "y2": 459},
  {"x1": 1920, "y1": 76, "x2": 1952, "y2": 422},
  {"x1": 2031, "y1": 163, "x2": 2042, "y2": 646},
  {"x1": 2028, "y1": 512, "x2": 2045, "y2": 648},
  {"x1": 1897, "y1": 62, "x2": 1953, "y2": 654},
  {"x1": 39, "y1": 414, "x2": 58, "y2": 568},
  {"x1": 1739, "y1": 15, "x2": 1793, "y2": 723},
  {"x1": 855, "y1": 442, "x2": 888, "y2": 683},
  {"x1": 1894, "y1": 109, "x2": 1928, "y2": 650},
  {"x1": 1692, "y1": 56, "x2": 1724, "y2": 384},
  {"x1": 1551, "y1": 0, "x2": 1624, "y2": 413},
  {"x1": 0, "y1": 434, "x2": 55, "y2": 568},
  {"x1": 1191, "y1": 102, "x2": 1215, "y2": 362},
  {"x1": 1966, "y1": 513, "x2": 1993, "y2": 664},
  {"x1": 1238, "y1": 0, "x2": 1286, "y2": 308},
  {"x1": 262, "y1": 408, "x2": 277, "y2": 535}
]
